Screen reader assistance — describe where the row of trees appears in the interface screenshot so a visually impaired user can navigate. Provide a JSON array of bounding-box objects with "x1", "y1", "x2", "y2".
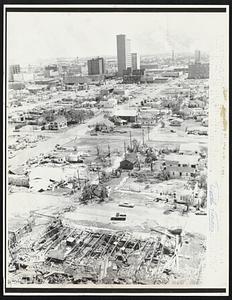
[
  {"x1": 42, "y1": 108, "x2": 94, "y2": 125},
  {"x1": 64, "y1": 109, "x2": 94, "y2": 124}
]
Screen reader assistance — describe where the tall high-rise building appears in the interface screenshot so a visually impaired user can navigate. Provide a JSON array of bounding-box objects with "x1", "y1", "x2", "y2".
[
  {"x1": 131, "y1": 53, "x2": 140, "y2": 70},
  {"x1": 87, "y1": 57, "x2": 105, "y2": 75},
  {"x1": 195, "y1": 50, "x2": 201, "y2": 64},
  {"x1": 116, "y1": 34, "x2": 131, "y2": 76},
  {"x1": 9, "y1": 64, "x2": 20, "y2": 82}
]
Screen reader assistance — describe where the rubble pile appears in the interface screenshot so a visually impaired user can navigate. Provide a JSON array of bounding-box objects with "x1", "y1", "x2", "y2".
[{"x1": 8, "y1": 217, "x2": 188, "y2": 285}]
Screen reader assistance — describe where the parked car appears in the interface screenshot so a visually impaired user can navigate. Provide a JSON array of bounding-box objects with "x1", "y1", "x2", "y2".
[
  {"x1": 118, "y1": 202, "x2": 134, "y2": 208},
  {"x1": 195, "y1": 211, "x2": 207, "y2": 215},
  {"x1": 198, "y1": 131, "x2": 208, "y2": 136},
  {"x1": 90, "y1": 131, "x2": 98, "y2": 136},
  {"x1": 154, "y1": 194, "x2": 169, "y2": 202},
  {"x1": 131, "y1": 123, "x2": 142, "y2": 128}
]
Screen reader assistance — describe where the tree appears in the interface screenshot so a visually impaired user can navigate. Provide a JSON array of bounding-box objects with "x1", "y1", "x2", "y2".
[
  {"x1": 43, "y1": 110, "x2": 56, "y2": 122},
  {"x1": 158, "y1": 169, "x2": 170, "y2": 181},
  {"x1": 197, "y1": 173, "x2": 207, "y2": 190}
]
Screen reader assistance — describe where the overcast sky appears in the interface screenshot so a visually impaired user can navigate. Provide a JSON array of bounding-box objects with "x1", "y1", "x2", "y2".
[{"x1": 7, "y1": 12, "x2": 227, "y2": 65}]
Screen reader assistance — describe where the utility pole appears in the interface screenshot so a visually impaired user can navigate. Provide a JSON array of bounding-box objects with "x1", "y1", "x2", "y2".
[
  {"x1": 138, "y1": 156, "x2": 141, "y2": 171},
  {"x1": 96, "y1": 145, "x2": 100, "y2": 157},
  {"x1": 129, "y1": 131, "x2": 132, "y2": 149},
  {"x1": 147, "y1": 125, "x2": 150, "y2": 141},
  {"x1": 108, "y1": 144, "x2": 111, "y2": 157},
  {"x1": 77, "y1": 169, "x2": 81, "y2": 189},
  {"x1": 142, "y1": 129, "x2": 145, "y2": 146},
  {"x1": 124, "y1": 141, "x2": 127, "y2": 158},
  {"x1": 97, "y1": 168, "x2": 101, "y2": 183}
]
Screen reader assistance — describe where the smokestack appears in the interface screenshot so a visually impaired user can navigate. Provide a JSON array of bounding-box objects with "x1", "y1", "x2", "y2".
[
  {"x1": 172, "y1": 50, "x2": 175, "y2": 63},
  {"x1": 195, "y1": 50, "x2": 201, "y2": 64}
]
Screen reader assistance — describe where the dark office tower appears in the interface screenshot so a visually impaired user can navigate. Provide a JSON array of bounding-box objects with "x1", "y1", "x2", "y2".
[
  {"x1": 87, "y1": 57, "x2": 105, "y2": 75},
  {"x1": 195, "y1": 50, "x2": 201, "y2": 64},
  {"x1": 9, "y1": 64, "x2": 21, "y2": 82},
  {"x1": 44, "y1": 64, "x2": 58, "y2": 78},
  {"x1": 116, "y1": 34, "x2": 131, "y2": 76},
  {"x1": 131, "y1": 53, "x2": 140, "y2": 70}
]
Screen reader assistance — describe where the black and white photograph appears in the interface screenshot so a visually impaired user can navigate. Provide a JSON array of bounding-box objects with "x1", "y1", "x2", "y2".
[{"x1": 3, "y1": 4, "x2": 229, "y2": 296}]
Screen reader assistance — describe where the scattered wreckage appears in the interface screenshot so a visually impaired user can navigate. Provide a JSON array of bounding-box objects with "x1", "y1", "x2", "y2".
[{"x1": 8, "y1": 215, "x2": 197, "y2": 286}]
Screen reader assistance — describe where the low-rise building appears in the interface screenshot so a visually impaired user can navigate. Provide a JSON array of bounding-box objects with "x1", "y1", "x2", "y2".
[
  {"x1": 162, "y1": 154, "x2": 199, "y2": 179},
  {"x1": 137, "y1": 111, "x2": 157, "y2": 125},
  {"x1": 11, "y1": 113, "x2": 26, "y2": 123},
  {"x1": 114, "y1": 109, "x2": 138, "y2": 123},
  {"x1": 123, "y1": 68, "x2": 145, "y2": 84},
  {"x1": 188, "y1": 63, "x2": 209, "y2": 79}
]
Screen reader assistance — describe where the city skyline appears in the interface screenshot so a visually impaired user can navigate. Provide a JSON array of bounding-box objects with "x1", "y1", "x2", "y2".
[{"x1": 7, "y1": 12, "x2": 225, "y2": 66}]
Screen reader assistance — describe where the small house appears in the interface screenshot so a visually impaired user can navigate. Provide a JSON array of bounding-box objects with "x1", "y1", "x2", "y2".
[
  {"x1": 120, "y1": 153, "x2": 138, "y2": 170},
  {"x1": 114, "y1": 109, "x2": 138, "y2": 123}
]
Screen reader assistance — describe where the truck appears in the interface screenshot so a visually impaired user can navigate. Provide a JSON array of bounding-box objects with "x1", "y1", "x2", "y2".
[{"x1": 110, "y1": 212, "x2": 127, "y2": 221}]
